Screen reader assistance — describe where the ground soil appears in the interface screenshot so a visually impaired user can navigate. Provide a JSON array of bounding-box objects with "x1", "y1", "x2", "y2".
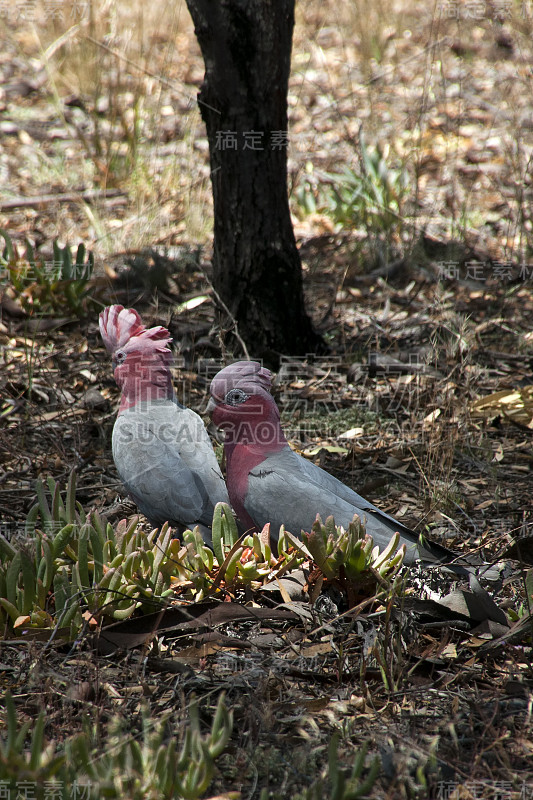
[{"x1": 1, "y1": 2, "x2": 533, "y2": 798}]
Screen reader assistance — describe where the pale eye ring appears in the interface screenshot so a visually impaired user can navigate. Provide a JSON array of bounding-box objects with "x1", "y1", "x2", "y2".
[
  {"x1": 225, "y1": 388, "x2": 248, "y2": 405},
  {"x1": 114, "y1": 350, "x2": 127, "y2": 364}
]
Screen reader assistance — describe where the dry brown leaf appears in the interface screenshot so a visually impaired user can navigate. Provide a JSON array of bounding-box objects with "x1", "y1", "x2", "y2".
[
  {"x1": 82, "y1": 610, "x2": 99, "y2": 629},
  {"x1": 471, "y1": 386, "x2": 533, "y2": 429},
  {"x1": 441, "y1": 643, "x2": 458, "y2": 659},
  {"x1": 474, "y1": 499, "x2": 494, "y2": 510},
  {"x1": 292, "y1": 642, "x2": 333, "y2": 659}
]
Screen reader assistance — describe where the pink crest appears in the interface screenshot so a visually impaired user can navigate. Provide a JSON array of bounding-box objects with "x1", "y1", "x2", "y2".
[
  {"x1": 210, "y1": 360, "x2": 272, "y2": 401},
  {"x1": 99, "y1": 305, "x2": 171, "y2": 356}
]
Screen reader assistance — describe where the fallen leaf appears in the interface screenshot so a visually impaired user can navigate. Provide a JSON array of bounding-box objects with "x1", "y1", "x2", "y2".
[
  {"x1": 471, "y1": 386, "x2": 533, "y2": 429},
  {"x1": 303, "y1": 445, "x2": 349, "y2": 456},
  {"x1": 423, "y1": 408, "x2": 441, "y2": 425},
  {"x1": 338, "y1": 427, "x2": 364, "y2": 439},
  {"x1": 175, "y1": 295, "x2": 210, "y2": 313},
  {"x1": 441, "y1": 643, "x2": 458, "y2": 659},
  {"x1": 474, "y1": 499, "x2": 494, "y2": 510},
  {"x1": 82, "y1": 610, "x2": 99, "y2": 629}
]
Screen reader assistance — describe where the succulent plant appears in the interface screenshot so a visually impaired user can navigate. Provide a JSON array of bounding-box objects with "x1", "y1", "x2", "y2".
[
  {"x1": 299, "y1": 513, "x2": 405, "y2": 582},
  {"x1": 0, "y1": 229, "x2": 96, "y2": 317}
]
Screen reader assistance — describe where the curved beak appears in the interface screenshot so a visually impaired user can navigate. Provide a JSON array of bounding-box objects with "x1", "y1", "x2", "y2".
[{"x1": 206, "y1": 397, "x2": 217, "y2": 417}]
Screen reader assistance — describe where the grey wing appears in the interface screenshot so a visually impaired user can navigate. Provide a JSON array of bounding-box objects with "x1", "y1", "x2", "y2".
[
  {"x1": 295, "y1": 452, "x2": 411, "y2": 529},
  {"x1": 246, "y1": 449, "x2": 450, "y2": 566},
  {"x1": 294, "y1": 454, "x2": 466, "y2": 565},
  {"x1": 112, "y1": 406, "x2": 228, "y2": 529}
]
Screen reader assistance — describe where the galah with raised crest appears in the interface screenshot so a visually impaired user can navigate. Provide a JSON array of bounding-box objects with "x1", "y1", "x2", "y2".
[
  {"x1": 208, "y1": 360, "x2": 479, "y2": 573},
  {"x1": 99, "y1": 305, "x2": 229, "y2": 544}
]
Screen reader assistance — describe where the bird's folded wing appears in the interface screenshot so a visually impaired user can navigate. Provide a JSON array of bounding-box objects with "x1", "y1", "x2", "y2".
[{"x1": 246, "y1": 448, "x2": 462, "y2": 567}]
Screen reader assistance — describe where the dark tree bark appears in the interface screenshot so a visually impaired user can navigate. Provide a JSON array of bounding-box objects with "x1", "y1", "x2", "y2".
[{"x1": 185, "y1": 0, "x2": 323, "y2": 364}]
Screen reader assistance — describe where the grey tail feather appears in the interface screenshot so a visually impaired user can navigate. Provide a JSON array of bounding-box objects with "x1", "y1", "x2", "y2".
[{"x1": 418, "y1": 537, "x2": 506, "y2": 582}]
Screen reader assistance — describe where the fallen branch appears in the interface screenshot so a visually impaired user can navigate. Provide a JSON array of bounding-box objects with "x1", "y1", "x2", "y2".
[{"x1": 0, "y1": 188, "x2": 126, "y2": 211}]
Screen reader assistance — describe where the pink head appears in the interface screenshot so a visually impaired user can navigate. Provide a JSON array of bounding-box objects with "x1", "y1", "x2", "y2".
[
  {"x1": 210, "y1": 360, "x2": 272, "y2": 402},
  {"x1": 209, "y1": 361, "x2": 287, "y2": 529},
  {"x1": 209, "y1": 361, "x2": 286, "y2": 450},
  {"x1": 99, "y1": 305, "x2": 174, "y2": 408}
]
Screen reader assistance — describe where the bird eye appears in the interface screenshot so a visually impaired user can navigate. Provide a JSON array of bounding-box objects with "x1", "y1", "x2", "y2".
[
  {"x1": 114, "y1": 350, "x2": 127, "y2": 363},
  {"x1": 225, "y1": 388, "x2": 248, "y2": 405}
]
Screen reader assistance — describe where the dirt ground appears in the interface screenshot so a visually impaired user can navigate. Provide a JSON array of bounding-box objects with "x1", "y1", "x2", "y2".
[{"x1": 1, "y1": 1, "x2": 533, "y2": 798}]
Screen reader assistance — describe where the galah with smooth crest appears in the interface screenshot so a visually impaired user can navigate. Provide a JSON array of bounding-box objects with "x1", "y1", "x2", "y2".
[
  {"x1": 208, "y1": 360, "x2": 479, "y2": 573},
  {"x1": 99, "y1": 304, "x2": 230, "y2": 544}
]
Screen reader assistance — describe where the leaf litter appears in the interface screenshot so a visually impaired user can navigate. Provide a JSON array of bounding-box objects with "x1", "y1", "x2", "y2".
[{"x1": 1, "y1": 1, "x2": 533, "y2": 796}]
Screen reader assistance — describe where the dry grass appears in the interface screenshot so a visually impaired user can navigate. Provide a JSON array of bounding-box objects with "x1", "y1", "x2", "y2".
[{"x1": 2, "y1": 0, "x2": 533, "y2": 261}]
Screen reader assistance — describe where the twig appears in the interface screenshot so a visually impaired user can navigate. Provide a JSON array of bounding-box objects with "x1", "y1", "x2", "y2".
[
  {"x1": 84, "y1": 34, "x2": 221, "y2": 116},
  {"x1": 202, "y1": 272, "x2": 251, "y2": 360},
  {"x1": 0, "y1": 188, "x2": 126, "y2": 211}
]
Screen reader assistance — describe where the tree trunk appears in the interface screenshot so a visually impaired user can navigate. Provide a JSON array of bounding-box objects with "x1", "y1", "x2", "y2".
[{"x1": 185, "y1": 0, "x2": 322, "y2": 364}]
